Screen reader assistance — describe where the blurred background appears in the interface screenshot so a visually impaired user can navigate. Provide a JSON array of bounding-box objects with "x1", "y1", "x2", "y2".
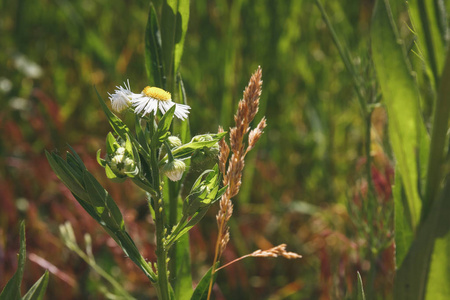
[{"x1": 1, "y1": 0, "x2": 399, "y2": 299}]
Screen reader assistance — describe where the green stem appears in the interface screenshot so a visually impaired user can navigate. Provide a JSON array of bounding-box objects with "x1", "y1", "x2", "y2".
[
  {"x1": 365, "y1": 110, "x2": 374, "y2": 196},
  {"x1": 423, "y1": 48, "x2": 450, "y2": 219},
  {"x1": 150, "y1": 148, "x2": 171, "y2": 300}
]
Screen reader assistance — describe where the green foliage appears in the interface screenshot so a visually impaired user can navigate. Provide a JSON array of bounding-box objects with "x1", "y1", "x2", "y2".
[
  {"x1": 190, "y1": 264, "x2": 219, "y2": 300},
  {"x1": 46, "y1": 148, "x2": 157, "y2": 283},
  {"x1": 371, "y1": 0, "x2": 450, "y2": 299},
  {"x1": 0, "y1": 222, "x2": 49, "y2": 300},
  {"x1": 372, "y1": 0, "x2": 427, "y2": 229}
]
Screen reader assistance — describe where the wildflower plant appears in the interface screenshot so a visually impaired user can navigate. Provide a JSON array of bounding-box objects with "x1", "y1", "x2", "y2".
[{"x1": 45, "y1": 2, "x2": 301, "y2": 299}]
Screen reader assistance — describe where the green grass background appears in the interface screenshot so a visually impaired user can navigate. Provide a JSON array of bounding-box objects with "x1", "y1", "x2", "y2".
[{"x1": 1, "y1": 0, "x2": 431, "y2": 299}]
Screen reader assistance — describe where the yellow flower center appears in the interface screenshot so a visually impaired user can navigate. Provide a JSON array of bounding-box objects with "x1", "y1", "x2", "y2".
[{"x1": 142, "y1": 86, "x2": 171, "y2": 101}]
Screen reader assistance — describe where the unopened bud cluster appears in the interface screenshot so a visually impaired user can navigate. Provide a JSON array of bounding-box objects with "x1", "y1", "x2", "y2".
[{"x1": 108, "y1": 145, "x2": 136, "y2": 176}]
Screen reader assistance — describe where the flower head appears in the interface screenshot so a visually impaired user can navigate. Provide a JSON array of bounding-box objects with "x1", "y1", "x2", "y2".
[
  {"x1": 161, "y1": 159, "x2": 186, "y2": 181},
  {"x1": 108, "y1": 80, "x2": 133, "y2": 113},
  {"x1": 131, "y1": 86, "x2": 190, "y2": 120}
]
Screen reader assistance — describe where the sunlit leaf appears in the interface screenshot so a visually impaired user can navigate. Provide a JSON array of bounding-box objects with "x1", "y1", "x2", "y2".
[{"x1": 372, "y1": 0, "x2": 428, "y2": 229}]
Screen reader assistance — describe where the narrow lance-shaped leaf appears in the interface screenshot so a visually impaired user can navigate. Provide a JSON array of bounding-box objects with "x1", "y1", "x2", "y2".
[
  {"x1": 408, "y1": 0, "x2": 447, "y2": 83},
  {"x1": 173, "y1": 74, "x2": 191, "y2": 144},
  {"x1": 0, "y1": 221, "x2": 26, "y2": 300},
  {"x1": 190, "y1": 264, "x2": 219, "y2": 300},
  {"x1": 371, "y1": 0, "x2": 428, "y2": 229},
  {"x1": 172, "y1": 0, "x2": 190, "y2": 74},
  {"x1": 151, "y1": 105, "x2": 176, "y2": 148},
  {"x1": 82, "y1": 170, "x2": 125, "y2": 231},
  {"x1": 395, "y1": 178, "x2": 450, "y2": 299},
  {"x1": 356, "y1": 271, "x2": 366, "y2": 300},
  {"x1": 22, "y1": 271, "x2": 50, "y2": 300},
  {"x1": 145, "y1": 2, "x2": 164, "y2": 87}
]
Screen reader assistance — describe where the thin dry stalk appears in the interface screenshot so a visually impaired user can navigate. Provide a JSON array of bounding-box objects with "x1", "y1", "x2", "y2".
[
  {"x1": 208, "y1": 67, "x2": 266, "y2": 299},
  {"x1": 215, "y1": 244, "x2": 302, "y2": 272}
]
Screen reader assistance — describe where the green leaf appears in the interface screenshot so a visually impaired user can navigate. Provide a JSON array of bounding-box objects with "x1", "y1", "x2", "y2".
[
  {"x1": 145, "y1": 2, "x2": 164, "y2": 87},
  {"x1": 393, "y1": 170, "x2": 413, "y2": 267},
  {"x1": 171, "y1": 234, "x2": 193, "y2": 300},
  {"x1": 394, "y1": 177, "x2": 450, "y2": 299},
  {"x1": 22, "y1": 271, "x2": 49, "y2": 300},
  {"x1": 172, "y1": 74, "x2": 191, "y2": 144},
  {"x1": 371, "y1": 0, "x2": 428, "y2": 229},
  {"x1": 151, "y1": 105, "x2": 176, "y2": 148},
  {"x1": 73, "y1": 194, "x2": 102, "y2": 224},
  {"x1": 82, "y1": 170, "x2": 125, "y2": 231},
  {"x1": 408, "y1": 0, "x2": 447, "y2": 83},
  {"x1": 160, "y1": 1, "x2": 177, "y2": 87},
  {"x1": 114, "y1": 231, "x2": 157, "y2": 283},
  {"x1": 426, "y1": 234, "x2": 450, "y2": 299},
  {"x1": 190, "y1": 264, "x2": 219, "y2": 300},
  {"x1": 172, "y1": 0, "x2": 190, "y2": 75},
  {"x1": 425, "y1": 176, "x2": 450, "y2": 299},
  {"x1": 423, "y1": 50, "x2": 450, "y2": 217},
  {"x1": 46, "y1": 151, "x2": 89, "y2": 201},
  {"x1": 356, "y1": 271, "x2": 366, "y2": 300},
  {"x1": 0, "y1": 221, "x2": 26, "y2": 300}
]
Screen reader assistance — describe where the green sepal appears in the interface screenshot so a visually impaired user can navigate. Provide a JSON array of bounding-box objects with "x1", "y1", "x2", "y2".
[
  {"x1": 105, "y1": 164, "x2": 126, "y2": 182},
  {"x1": 106, "y1": 132, "x2": 120, "y2": 156},
  {"x1": 96, "y1": 149, "x2": 107, "y2": 167}
]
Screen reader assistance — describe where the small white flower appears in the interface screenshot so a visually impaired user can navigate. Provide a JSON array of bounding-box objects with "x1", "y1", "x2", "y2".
[
  {"x1": 108, "y1": 80, "x2": 133, "y2": 113},
  {"x1": 131, "y1": 86, "x2": 190, "y2": 120}
]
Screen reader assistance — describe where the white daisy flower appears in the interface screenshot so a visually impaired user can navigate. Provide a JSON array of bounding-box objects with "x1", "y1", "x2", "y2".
[
  {"x1": 108, "y1": 80, "x2": 133, "y2": 113},
  {"x1": 131, "y1": 86, "x2": 190, "y2": 120}
]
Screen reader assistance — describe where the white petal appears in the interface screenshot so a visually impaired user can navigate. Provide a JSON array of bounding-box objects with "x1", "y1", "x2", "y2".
[
  {"x1": 174, "y1": 103, "x2": 191, "y2": 120},
  {"x1": 159, "y1": 100, "x2": 175, "y2": 115},
  {"x1": 143, "y1": 97, "x2": 158, "y2": 116}
]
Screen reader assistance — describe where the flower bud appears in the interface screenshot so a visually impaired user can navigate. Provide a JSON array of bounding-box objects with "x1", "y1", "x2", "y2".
[
  {"x1": 167, "y1": 136, "x2": 182, "y2": 148},
  {"x1": 162, "y1": 159, "x2": 186, "y2": 181},
  {"x1": 160, "y1": 136, "x2": 183, "y2": 159}
]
